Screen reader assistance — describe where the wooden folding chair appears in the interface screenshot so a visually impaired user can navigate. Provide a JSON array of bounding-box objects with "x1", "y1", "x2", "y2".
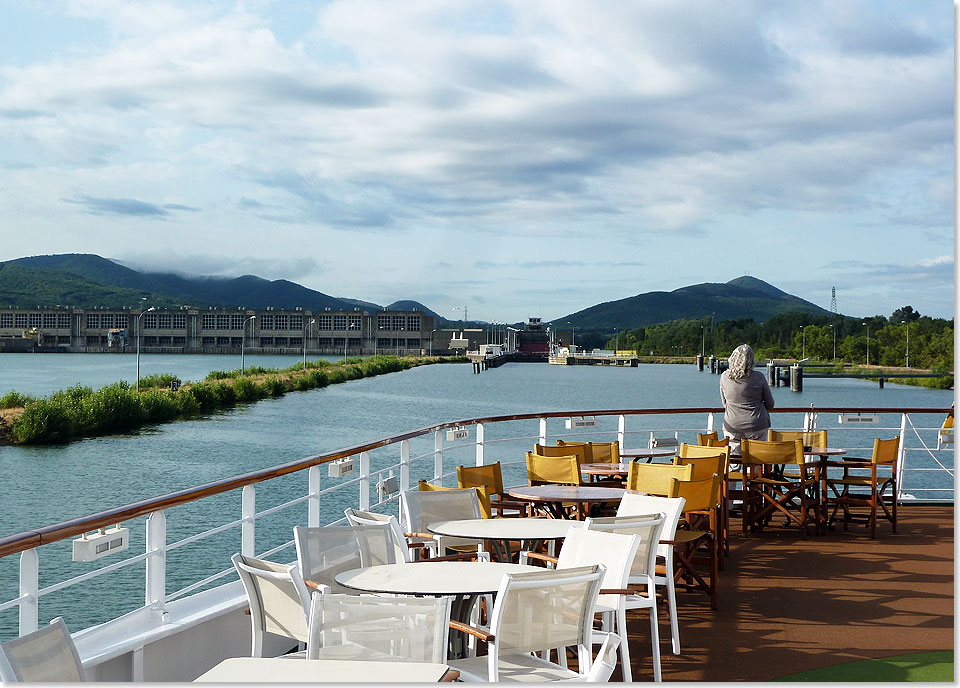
[
  {"x1": 667, "y1": 475, "x2": 722, "y2": 610},
  {"x1": 740, "y1": 439, "x2": 822, "y2": 538},
  {"x1": 825, "y1": 437, "x2": 900, "y2": 538}
]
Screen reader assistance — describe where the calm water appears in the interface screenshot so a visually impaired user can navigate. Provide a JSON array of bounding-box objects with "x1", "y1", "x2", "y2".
[{"x1": 0, "y1": 355, "x2": 952, "y2": 638}]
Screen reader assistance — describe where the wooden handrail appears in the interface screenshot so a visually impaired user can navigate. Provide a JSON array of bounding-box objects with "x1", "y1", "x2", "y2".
[{"x1": 0, "y1": 406, "x2": 948, "y2": 559}]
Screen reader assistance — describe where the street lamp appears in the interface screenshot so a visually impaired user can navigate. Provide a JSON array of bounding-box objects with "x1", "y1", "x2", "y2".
[
  {"x1": 566, "y1": 321, "x2": 576, "y2": 351},
  {"x1": 700, "y1": 325, "x2": 705, "y2": 357},
  {"x1": 901, "y1": 321, "x2": 909, "y2": 368},
  {"x1": 303, "y1": 318, "x2": 315, "y2": 369},
  {"x1": 240, "y1": 315, "x2": 255, "y2": 374},
  {"x1": 136, "y1": 306, "x2": 156, "y2": 393},
  {"x1": 862, "y1": 321, "x2": 870, "y2": 365},
  {"x1": 800, "y1": 325, "x2": 805, "y2": 360},
  {"x1": 829, "y1": 324, "x2": 836, "y2": 361}
]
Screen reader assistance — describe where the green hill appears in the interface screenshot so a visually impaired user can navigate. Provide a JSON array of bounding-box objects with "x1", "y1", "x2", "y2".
[{"x1": 553, "y1": 276, "x2": 831, "y2": 331}]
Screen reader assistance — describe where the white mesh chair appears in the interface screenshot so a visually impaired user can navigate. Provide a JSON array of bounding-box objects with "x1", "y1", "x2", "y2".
[
  {"x1": 399, "y1": 488, "x2": 484, "y2": 559},
  {"x1": 581, "y1": 514, "x2": 667, "y2": 681},
  {"x1": 343, "y1": 508, "x2": 413, "y2": 563},
  {"x1": 616, "y1": 492, "x2": 686, "y2": 655},
  {"x1": 307, "y1": 593, "x2": 452, "y2": 662},
  {"x1": 447, "y1": 565, "x2": 612, "y2": 682},
  {"x1": 293, "y1": 524, "x2": 397, "y2": 596},
  {"x1": 232, "y1": 553, "x2": 311, "y2": 658},
  {"x1": 0, "y1": 617, "x2": 85, "y2": 682}
]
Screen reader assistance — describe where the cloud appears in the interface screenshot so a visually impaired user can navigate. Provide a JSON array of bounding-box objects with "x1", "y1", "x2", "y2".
[
  {"x1": 116, "y1": 253, "x2": 326, "y2": 280},
  {"x1": 64, "y1": 195, "x2": 171, "y2": 217}
]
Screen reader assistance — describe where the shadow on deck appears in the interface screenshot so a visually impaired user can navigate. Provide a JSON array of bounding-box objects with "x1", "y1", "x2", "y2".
[{"x1": 620, "y1": 505, "x2": 954, "y2": 682}]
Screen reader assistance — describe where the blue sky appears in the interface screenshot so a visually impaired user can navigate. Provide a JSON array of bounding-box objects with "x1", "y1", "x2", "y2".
[{"x1": 0, "y1": 0, "x2": 952, "y2": 322}]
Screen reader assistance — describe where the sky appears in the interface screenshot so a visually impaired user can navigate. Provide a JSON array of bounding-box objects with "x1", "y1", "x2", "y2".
[{"x1": 0, "y1": 0, "x2": 953, "y2": 323}]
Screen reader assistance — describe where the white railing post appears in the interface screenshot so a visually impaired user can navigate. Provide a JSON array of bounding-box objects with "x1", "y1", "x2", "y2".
[
  {"x1": 145, "y1": 511, "x2": 167, "y2": 613},
  {"x1": 896, "y1": 413, "x2": 908, "y2": 501},
  {"x1": 19, "y1": 549, "x2": 38, "y2": 635},
  {"x1": 359, "y1": 451, "x2": 371, "y2": 510},
  {"x1": 400, "y1": 440, "x2": 411, "y2": 492},
  {"x1": 476, "y1": 423, "x2": 485, "y2": 466},
  {"x1": 618, "y1": 415, "x2": 626, "y2": 447},
  {"x1": 308, "y1": 465, "x2": 321, "y2": 527},
  {"x1": 434, "y1": 431, "x2": 444, "y2": 482},
  {"x1": 539, "y1": 417, "x2": 548, "y2": 446},
  {"x1": 241, "y1": 485, "x2": 256, "y2": 557},
  {"x1": 706, "y1": 412, "x2": 714, "y2": 433}
]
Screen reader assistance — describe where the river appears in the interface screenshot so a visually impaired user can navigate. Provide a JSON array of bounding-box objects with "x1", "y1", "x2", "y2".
[{"x1": 0, "y1": 353, "x2": 952, "y2": 638}]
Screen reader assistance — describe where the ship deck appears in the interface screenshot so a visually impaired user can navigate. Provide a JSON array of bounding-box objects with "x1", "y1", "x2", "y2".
[{"x1": 619, "y1": 505, "x2": 954, "y2": 681}]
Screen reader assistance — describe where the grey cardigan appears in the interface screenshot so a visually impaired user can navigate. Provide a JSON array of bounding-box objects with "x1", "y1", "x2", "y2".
[{"x1": 719, "y1": 369, "x2": 775, "y2": 437}]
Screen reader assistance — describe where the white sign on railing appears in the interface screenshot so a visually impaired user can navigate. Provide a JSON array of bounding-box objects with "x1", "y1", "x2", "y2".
[
  {"x1": 838, "y1": 413, "x2": 879, "y2": 424},
  {"x1": 446, "y1": 426, "x2": 469, "y2": 441},
  {"x1": 328, "y1": 457, "x2": 356, "y2": 477},
  {"x1": 565, "y1": 416, "x2": 598, "y2": 429}
]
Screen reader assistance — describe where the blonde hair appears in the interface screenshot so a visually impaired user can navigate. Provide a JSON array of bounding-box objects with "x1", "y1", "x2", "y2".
[{"x1": 728, "y1": 344, "x2": 754, "y2": 380}]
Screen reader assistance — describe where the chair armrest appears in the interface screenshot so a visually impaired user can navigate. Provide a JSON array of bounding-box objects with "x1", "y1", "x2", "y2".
[
  {"x1": 449, "y1": 620, "x2": 495, "y2": 642},
  {"x1": 599, "y1": 588, "x2": 634, "y2": 595},
  {"x1": 405, "y1": 531, "x2": 439, "y2": 540},
  {"x1": 304, "y1": 580, "x2": 332, "y2": 594},
  {"x1": 825, "y1": 460, "x2": 872, "y2": 468},
  {"x1": 519, "y1": 550, "x2": 559, "y2": 566},
  {"x1": 415, "y1": 551, "x2": 489, "y2": 563}
]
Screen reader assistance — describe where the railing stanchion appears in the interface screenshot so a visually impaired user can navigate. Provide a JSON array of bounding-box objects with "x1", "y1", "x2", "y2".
[
  {"x1": 241, "y1": 485, "x2": 255, "y2": 557},
  {"x1": 706, "y1": 412, "x2": 714, "y2": 434},
  {"x1": 476, "y1": 423, "x2": 485, "y2": 466},
  {"x1": 145, "y1": 511, "x2": 167, "y2": 615},
  {"x1": 359, "y1": 452, "x2": 371, "y2": 510},
  {"x1": 400, "y1": 439, "x2": 411, "y2": 491},
  {"x1": 434, "y1": 431, "x2": 444, "y2": 482},
  {"x1": 539, "y1": 418, "x2": 547, "y2": 446},
  {"x1": 896, "y1": 414, "x2": 908, "y2": 501},
  {"x1": 618, "y1": 415, "x2": 626, "y2": 447},
  {"x1": 308, "y1": 466, "x2": 321, "y2": 527},
  {"x1": 19, "y1": 548, "x2": 38, "y2": 635}
]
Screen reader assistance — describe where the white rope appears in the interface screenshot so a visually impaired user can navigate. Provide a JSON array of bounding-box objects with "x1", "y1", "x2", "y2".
[{"x1": 905, "y1": 415, "x2": 954, "y2": 477}]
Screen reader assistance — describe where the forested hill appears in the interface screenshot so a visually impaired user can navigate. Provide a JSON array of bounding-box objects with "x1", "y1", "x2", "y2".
[
  {"x1": 0, "y1": 254, "x2": 364, "y2": 311},
  {"x1": 554, "y1": 276, "x2": 831, "y2": 331}
]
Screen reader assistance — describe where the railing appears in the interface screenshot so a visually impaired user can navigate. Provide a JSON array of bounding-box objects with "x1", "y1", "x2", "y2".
[{"x1": 0, "y1": 406, "x2": 951, "y2": 648}]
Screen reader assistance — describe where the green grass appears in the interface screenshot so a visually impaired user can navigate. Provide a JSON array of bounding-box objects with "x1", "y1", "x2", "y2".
[{"x1": 773, "y1": 650, "x2": 954, "y2": 682}]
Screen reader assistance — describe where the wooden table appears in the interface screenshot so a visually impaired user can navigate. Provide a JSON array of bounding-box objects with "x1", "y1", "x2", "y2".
[
  {"x1": 335, "y1": 561, "x2": 542, "y2": 658},
  {"x1": 194, "y1": 657, "x2": 459, "y2": 682},
  {"x1": 507, "y1": 485, "x2": 634, "y2": 519},
  {"x1": 620, "y1": 447, "x2": 677, "y2": 462},
  {"x1": 428, "y1": 518, "x2": 576, "y2": 562}
]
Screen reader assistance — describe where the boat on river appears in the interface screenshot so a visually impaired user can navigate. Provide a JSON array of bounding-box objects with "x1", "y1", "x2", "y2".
[{"x1": 0, "y1": 405, "x2": 952, "y2": 681}]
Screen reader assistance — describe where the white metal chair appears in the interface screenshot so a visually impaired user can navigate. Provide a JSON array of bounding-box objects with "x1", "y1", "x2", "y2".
[
  {"x1": 343, "y1": 508, "x2": 414, "y2": 563},
  {"x1": 447, "y1": 565, "x2": 614, "y2": 682},
  {"x1": 581, "y1": 513, "x2": 667, "y2": 682},
  {"x1": 231, "y1": 553, "x2": 311, "y2": 658},
  {"x1": 616, "y1": 492, "x2": 686, "y2": 655},
  {"x1": 293, "y1": 523, "x2": 397, "y2": 597},
  {"x1": 399, "y1": 488, "x2": 484, "y2": 559},
  {"x1": 306, "y1": 593, "x2": 452, "y2": 662},
  {"x1": 0, "y1": 617, "x2": 86, "y2": 682},
  {"x1": 522, "y1": 524, "x2": 661, "y2": 682}
]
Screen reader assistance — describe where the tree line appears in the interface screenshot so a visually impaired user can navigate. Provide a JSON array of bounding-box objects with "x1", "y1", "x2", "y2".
[{"x1": 604, "y1": 306, "x2": 953, "y2": 373}]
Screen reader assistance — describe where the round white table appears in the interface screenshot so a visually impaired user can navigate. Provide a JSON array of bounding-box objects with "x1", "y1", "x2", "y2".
[
  {"x1": 335, "y1": 562, "x2": 543, "y2": 659},
  {"x1": 428, "y1": 518, "x2": 576, "y2": 562}
]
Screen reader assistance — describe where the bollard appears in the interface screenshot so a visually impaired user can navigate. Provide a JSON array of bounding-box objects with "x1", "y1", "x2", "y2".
[
  {"x1": 708, "y1": 355, "x2": 717, "y2": 373},
  {"x1": 767, "y1": 362, "x2": 776, "y2": 386},
  {"x1": 790, "y1": 365, "x2": 803, "y2": 392},
  {"x1": 878, "y1": 377, "x2": 884, "y2": 389},
  {"x1": 696, "y1": 354, "x2": 704, "y2": 371}
]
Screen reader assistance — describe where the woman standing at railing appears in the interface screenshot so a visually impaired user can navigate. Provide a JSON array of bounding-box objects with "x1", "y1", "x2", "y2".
[{"x1": 720, "y1": 344, "x2": 775, "y2": 453}]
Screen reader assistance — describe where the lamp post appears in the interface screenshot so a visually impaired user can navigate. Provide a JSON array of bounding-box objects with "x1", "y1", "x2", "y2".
[
  {"x1": 566, "y1": 321, "x2": 575, "y2": 351},
  {"x1": 136, "y1": 306, "x2": 156, "y2": 393},
  {"x1": 700, "y1": 326, "x2": 705, "y2": 357},
  {"x1": 901, "y1": 321, "x2": 909, "y2": 368},
  {"x1": 862, "y1": 321, "x2": 870, "y2": 365},
  {"x1": 829, "y1": 324, "x2": 836, "y2": 361},
  {"x1": 303, "y1": 318, "x2": 315, "y2": 370},
  {"x1": 800, "y1": 325, "x2": 805, "y2": 360},
  {"x1": 241, "y1": 315, "x2": 256, "y2": 374}
]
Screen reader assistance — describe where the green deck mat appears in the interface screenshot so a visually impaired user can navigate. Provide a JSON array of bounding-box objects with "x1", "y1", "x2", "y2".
[{"x1": 773, "y1": 650, "x2": 954, "y2": 682}]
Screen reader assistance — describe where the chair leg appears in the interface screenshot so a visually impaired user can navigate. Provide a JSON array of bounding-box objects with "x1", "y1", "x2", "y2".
[
  {"x1": 870, "y1": 483, "x2": 878, "y2": 539},
  {"x1": 892, "y1": 482, "x2": 898, "y2": 533},
  {"x1": 613, "y1": 609, "x2": 634, "y2": 683},
  {"x1": 665, "y1": 573, "x2": 681, "y2": 654}
]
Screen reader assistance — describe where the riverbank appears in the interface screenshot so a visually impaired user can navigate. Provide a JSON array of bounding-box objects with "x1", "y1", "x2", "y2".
[{"x1": 0, "y1": 355, "x2": 467, "y2": 446}]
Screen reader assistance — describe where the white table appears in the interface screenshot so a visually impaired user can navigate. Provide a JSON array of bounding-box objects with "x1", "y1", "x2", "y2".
[
  {"x1": 335, "y1": 562, "x2": 542, "y2": 659},
  {"x1": 194, "y1": 657, "x2": 458, "y2": 682},
  {"x1": 428, "y1": 518, "x2": 576, "y2": 562}
]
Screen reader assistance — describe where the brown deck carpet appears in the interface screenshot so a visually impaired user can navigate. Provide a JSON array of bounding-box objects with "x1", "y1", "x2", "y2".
[{"x1": 618, "y1": 505, "x2": 954, "y2": 682}]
